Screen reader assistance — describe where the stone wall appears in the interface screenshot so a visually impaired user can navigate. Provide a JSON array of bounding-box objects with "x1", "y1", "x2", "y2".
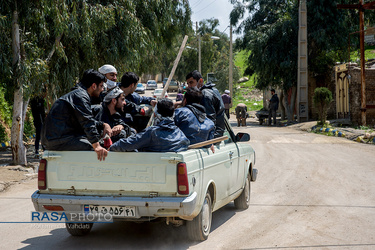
[{"x1": 347, "y1": 67, "x2": 375, "y2": 126}]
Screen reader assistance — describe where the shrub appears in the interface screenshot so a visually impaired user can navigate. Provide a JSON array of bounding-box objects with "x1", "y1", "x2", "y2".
[
  {"x1": 0, "y1": 123, "x2": 8, "y2": 142},
  {"x1": 0, "y1": 86, "x2": 12, "y2": 142},
  {"x1": 313, "y1": 87, "x2": 333, "y2": 126}
]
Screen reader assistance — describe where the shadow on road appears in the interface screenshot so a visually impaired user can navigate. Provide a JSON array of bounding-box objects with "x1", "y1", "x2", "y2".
[{"x1": 20, "y1": 203, "x2": 239, "y2": 249}]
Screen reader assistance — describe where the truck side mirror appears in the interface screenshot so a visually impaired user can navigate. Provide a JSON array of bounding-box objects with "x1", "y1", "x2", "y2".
[{"x1": 235, "y1": 132, "x2": 250, "y2": 142}]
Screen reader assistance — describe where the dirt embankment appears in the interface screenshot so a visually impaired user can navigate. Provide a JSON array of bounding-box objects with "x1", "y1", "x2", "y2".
[{"x1": 0, "y1": 144, "x2": 39, "y2": 192}]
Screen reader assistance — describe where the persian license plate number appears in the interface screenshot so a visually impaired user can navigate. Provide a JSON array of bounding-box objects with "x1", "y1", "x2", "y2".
[{"x1": 85, "y1": 205, "x2": 135, "y2": 217}]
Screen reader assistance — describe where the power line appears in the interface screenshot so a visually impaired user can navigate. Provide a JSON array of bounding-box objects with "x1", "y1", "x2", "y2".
[
  {"x1": 194, "y1": 0, "x2": 218, "y2": 14},
  {"x1": 191, "y1": 0, "x2": 204, "y2": 9},
  {"x1": 222, "y1": 25, "x2": 229, "y2": 33}
]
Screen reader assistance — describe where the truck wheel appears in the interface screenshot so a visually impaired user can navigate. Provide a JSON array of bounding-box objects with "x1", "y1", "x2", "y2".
[
  {"x1": 187, "y1": 191, "x2": 212, "y2": 241},
  {"x1": 65, "y1": 223, "x2": 93, "y2": 236},
  {"x1": 234, "y1": 172, "x2": 251, "y2": 209}
]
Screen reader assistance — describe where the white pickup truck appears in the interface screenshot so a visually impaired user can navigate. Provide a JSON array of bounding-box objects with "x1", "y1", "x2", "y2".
[{"x1": 31, "y1": 119, "x2": 257, "y2": 241}]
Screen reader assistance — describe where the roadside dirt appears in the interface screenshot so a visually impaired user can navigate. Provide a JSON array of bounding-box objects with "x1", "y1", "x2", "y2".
[{"x1": 0, "y1": 143, "x2": 39, "y2": 192}]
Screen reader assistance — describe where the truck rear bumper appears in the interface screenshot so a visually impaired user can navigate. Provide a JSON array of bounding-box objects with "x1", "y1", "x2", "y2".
[{"x1": 31, "y1": 191, "x2": 198, "y2": 220}]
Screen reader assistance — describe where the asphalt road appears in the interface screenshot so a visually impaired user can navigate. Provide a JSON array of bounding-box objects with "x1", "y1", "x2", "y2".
[{"x1": 0, "y1": 120, "x2": 374, "y2": 249}]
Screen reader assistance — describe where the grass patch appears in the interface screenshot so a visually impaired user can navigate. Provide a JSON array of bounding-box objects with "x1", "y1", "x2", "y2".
[
  {"x1": 350, "y1": 45, "x2": 375, "y2": 62},
  {"x1": 232, "y1": 51, "x2": 262, "y2": 111},
  {"x1": 234, "y1": 50, "x2": 251, "y2": 76}
]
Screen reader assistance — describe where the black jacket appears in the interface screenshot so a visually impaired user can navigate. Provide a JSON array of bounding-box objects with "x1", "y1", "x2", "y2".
[
  {"x1": 270, "y1": 94, "x2": 279, "y2": 111},
  {"x1": 200, "y1": 83, "x2": 226, "y2": 137},
  {"x1": 30, "y1": 96, "x2": 45, "y2": 126},
  {"x1": 91, "y1": 103, "x2": 132, "y2": 137},
  {"x1": 42, "y1": 86, "x2": 103, "y2": 149}
]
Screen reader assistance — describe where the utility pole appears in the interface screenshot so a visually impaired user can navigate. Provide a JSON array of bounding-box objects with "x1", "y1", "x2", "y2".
[
  {"x1": 229, "y1": 25, "x2": 233, "y2": 99},
  {"x1": 297, "y1": 0, "x2": 308, "y2": 122},
  {"x1": 196, "y1": 22, "x2": 201, "y2": 74},
  {"x1": 337, "y1": 0, "x2": 375, "y2": 126}
]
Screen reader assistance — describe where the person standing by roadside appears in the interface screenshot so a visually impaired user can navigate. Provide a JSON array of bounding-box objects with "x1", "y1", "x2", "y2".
[
  {"x1": 176, "y1": 89, "x2": 184, "y2": 102},
  {"x1": 221, "y1": 90, "x2": 232, "y2": 119},
  {"x1": 268, "y1": 89, "x2": 279, "y2": 126},
  {"x1": 235, "y1": 103, "x2": 248, "y2": 127},
  {"x1": 30, "y1": 93, "x2": 46, "y2": 157}
]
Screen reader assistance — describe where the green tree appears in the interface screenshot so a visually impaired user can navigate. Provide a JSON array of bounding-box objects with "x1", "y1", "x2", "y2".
[
  {"x1": 313, "y1": 87, "x2": 333, "y2": 126},
  {"x1": 0, "y1": 0, "x2": 191, "y2": 165},
  {"x1": 230, "y1": 0, "x2": 361, "y2": 121},
  {"x1": 174, "y1": 18, "x2": 239, "y2": 92}
]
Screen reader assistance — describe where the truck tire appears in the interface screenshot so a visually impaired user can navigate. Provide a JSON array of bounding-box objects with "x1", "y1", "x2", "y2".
[
  {"x1": 65, "y1": 223, "x2": 93, "y2": 236},
  {"x1": 186, "y1": 191, "x2": 212, "y2": 241},
  {"x1": 234, "y1": 172, "x2": 251, "y2": 209}
]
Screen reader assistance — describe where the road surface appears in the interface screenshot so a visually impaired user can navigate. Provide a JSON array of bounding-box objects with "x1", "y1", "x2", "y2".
[{"x1": 0, "y1": 119, "x2": 375, "y2": 249}]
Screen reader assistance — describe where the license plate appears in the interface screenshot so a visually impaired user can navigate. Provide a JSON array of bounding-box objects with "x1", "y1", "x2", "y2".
[{"x1": 84, "y1": 205, "x2": 136, "y2": 217}]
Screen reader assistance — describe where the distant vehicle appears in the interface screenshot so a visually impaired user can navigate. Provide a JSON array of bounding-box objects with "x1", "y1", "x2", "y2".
[
  {"x1": 146, "y1": 80, "x2": 158, "y2": 90},
  {"x1": 153, "y1": 88, "x2": 169, "y2": 99},
  {"x1": 135, "y1": 83, "x2": 145, "y2": 94},
  {"x1": 162, "y1": 78, "x2": 179, "y2": 92}
]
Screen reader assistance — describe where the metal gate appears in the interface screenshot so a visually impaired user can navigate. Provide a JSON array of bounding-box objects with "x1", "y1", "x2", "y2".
[{"x1": 335, "y1": 63, "x2": 350, "y2": 119}]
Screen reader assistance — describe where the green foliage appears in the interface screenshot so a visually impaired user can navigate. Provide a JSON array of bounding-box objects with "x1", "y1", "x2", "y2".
[
  {"x1": 23, "y1": 114, "x2": 35, "y2": 141},
  {"x1": 313, "y1": 87, "x2": 333, "y2": 125},
  {"x1": 350, "y1": 45, "x2": 375, "y2": 62},
  {"x1": 0, "y1": 124, "x2": 7, "y2": 142},
  {"x1": 0, "y1": 86, "x2": 12, "y2": 126},
  {"x1": 173, "y1": 17, "x2": 240, "y2": 95},
  {"x1": 0, "y1": 0, "x2": 191, "y2": 100},
  {"x1": 230, "y1": 0, "x2": 364, "y2": 91},
  {"x1": 0, "y1": 86, "x2": 12, "y2": 142},
  {"x1": 234, "y1": 50, "x2": 251, "y2": 76}
]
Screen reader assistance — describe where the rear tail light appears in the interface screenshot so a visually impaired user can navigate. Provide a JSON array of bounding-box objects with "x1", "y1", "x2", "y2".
[
  {"x1": 177, "y1": 162, "x2": 189, "y2": 195},
  {"x1": 38, "y1": 159, "x2": 47, "y2": 190},
  {"x1": 43, "y1": 205, "x2": 64, "y2": 211}
]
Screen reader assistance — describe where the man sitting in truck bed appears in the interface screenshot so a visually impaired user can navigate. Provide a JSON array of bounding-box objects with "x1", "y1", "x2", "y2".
[
  {"x1": 118, "y1": 72, "x2": 153, "y2": 131},
  {"x1": 41, "y1": 69, "x2": 111, "y2": 161},
  {"x1": 110, "y1": 98, "x2": 189, "y2": 152},
  {"x1": 91, "y1": 87, "x2": 134, "y2": 144},
  {"x1": 185, "y1": 70, "x2": 225, "y2": 138},
  {"x1": 174, "y1": 88, "x2": 215, "y2": 145}
]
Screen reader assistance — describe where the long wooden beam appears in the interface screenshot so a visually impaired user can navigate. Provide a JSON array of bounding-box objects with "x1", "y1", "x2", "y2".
[
  {"x1": 146, "y1": 35, "x2": 188, "y2": 128},
  {"x1": 337, "y1": 4, "x2": 360, "y2": 9},
  {"x1": 188, "y1": 136, "x2": 228, "y2": 149},
  {"x1": 363, "y1": 1, "x2": 375, "y2": 9}
]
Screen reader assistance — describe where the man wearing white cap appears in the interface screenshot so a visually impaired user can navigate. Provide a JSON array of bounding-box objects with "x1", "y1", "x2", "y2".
[
  {"x1": 221, "y1": 89, "x2": 232, "y2": 119},
  {"x1": 98, "y1": 64, "x2": 118, "y2": 91}
]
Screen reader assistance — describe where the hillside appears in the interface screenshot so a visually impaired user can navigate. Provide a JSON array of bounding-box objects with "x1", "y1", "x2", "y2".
[{"x1": 232, "y1": 50, "x2": 263, "y2": 112}]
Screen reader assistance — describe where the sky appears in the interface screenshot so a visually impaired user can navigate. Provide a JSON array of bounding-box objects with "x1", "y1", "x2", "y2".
[{"x1": 188, "y1": 0, "x2": 241, "y2": 40}]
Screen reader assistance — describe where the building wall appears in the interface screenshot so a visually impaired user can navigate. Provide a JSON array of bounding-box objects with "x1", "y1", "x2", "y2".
[{"x1": 347, "y1": 67, "x2": 375, "y2": 126}]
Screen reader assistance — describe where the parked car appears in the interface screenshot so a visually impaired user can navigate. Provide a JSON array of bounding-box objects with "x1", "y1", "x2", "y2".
[
  {"x1": 153, "y1": 88, "x2": 169, "y2": 99},
  {"x1": 135, "y1": 83, "x2": 145, "y2": 94},
  {"x1": 146, "y1": 80, "x2": 158, "y2": 90},
  {"x1": 162, "y1": 78, "x2": 179, "y2": 92}
]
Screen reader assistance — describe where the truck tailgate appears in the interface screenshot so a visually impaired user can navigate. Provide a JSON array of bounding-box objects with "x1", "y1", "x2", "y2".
[{"x1": 42, "y1": 151, "x2": 182, "y2": 195}]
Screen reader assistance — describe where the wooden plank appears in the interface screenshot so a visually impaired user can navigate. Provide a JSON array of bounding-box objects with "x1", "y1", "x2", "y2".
[
  {"x1": 188, "y1": 136, "x2": 228, "y2": 149},
  {"x1": 363, "y1": 1, "x2": 375, "y2": 9},
  {"x1": 337, "y1": 4, "x2": 360, "y2": 9},
  {"x1": 146, "y1": 35, "x2": 188, "y2": 128}
]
